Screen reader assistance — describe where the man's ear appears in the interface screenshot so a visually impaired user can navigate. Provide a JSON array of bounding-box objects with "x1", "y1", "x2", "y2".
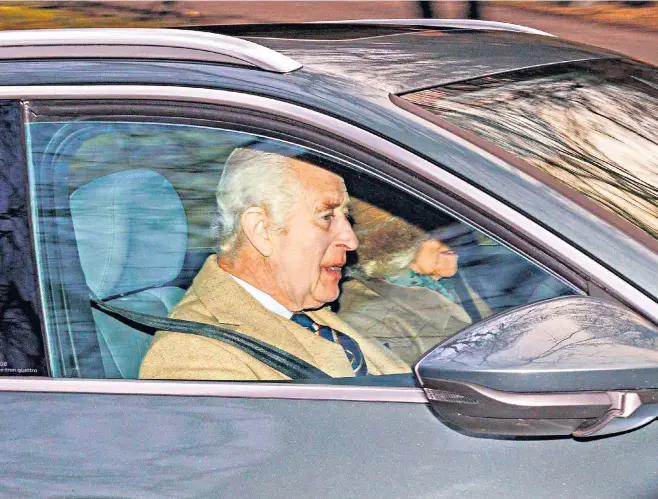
[{"x1": 240, "y1": 207, "x2": 273, "y2": 257}]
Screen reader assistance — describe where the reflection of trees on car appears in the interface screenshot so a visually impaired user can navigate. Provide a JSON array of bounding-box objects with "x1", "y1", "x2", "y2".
[
  {"x1": 430, "y1": 297, "x2": 658, "y2": 370},
  {"x1": 403, "y1": 60, "x2": 658, "y2": 239}
]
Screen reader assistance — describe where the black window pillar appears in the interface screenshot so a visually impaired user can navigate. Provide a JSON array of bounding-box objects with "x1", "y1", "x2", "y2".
[{"x1": 0, "y1": 101, "x2": 47, "y2": 376}]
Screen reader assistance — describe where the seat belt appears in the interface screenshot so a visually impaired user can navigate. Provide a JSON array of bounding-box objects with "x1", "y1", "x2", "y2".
[
  {"x1": 451, "y1": 274, "x2": 482, "y2": 323},
  {"x1": 90, "y1": 296, "x2": 331, "y2": 380}
]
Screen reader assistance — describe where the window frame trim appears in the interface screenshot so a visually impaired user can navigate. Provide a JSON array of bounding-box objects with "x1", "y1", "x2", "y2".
[{"x1": 0, "y1": 377, "x2": 429, "y2": 403}]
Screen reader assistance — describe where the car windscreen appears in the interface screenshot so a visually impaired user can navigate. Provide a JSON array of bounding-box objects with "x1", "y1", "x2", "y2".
[{"x1": 397, "y1": 59, "x2": 658, "y2": 243}]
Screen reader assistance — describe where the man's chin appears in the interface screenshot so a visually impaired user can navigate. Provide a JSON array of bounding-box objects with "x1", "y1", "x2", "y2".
[{"x1": 304, "y1": 288, "x2": 340, "y2": 310}]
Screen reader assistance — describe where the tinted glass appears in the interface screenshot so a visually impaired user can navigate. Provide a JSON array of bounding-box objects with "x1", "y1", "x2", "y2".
[
  {"x1": 400, "y1": 59, "x2": 658, "y2": 240},
  {"x1": 336, "y1": 174, "x2": 578, "y2": 365},
  {"x1": 199, "y1": 24, "x2": 419, "y2": 40},
  {"x1": 26, "y1": 117, "x2": 577, "y2": 382}
]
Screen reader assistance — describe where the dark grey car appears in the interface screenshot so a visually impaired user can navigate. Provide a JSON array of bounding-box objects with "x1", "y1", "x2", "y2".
[{"x1": 0, "y1": 21, "x2": 657, "y2": 498}]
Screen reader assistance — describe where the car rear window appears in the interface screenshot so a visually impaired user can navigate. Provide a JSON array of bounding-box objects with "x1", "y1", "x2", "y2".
[
  {"x1": 183, "y1": 24, "x2": 424, "y2": 41},
  {"x1": 397, "y1": 59, "x2": 658, "y2": 241}
]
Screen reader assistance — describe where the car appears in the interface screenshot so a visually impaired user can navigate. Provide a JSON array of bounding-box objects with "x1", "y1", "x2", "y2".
[{"x1": 0, "y1": 20, "x2": 657, "y2": 498}]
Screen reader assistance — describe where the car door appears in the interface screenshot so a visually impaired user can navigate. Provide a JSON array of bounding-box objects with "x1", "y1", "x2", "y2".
[{"x1": 1, "y1": 90, "x2": 657, "y2": 499}]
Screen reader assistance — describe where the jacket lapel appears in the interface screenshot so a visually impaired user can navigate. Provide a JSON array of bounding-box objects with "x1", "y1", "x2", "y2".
[
  {"x1": 309, "y1": 307, "x2": 410, "y2": 375},
  {"x1": 191, "y1": 256, "x2": 355, "y2": 377}
]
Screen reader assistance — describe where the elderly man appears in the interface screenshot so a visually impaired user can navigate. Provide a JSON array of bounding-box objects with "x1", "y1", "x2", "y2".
[{"x1": 139, "y1": 148, "x2": 409, "y2": 381}]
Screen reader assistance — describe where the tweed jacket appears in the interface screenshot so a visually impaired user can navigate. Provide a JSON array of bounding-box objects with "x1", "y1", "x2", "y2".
[
  {"x1": 337, "y1": 277, "x2": 491, "y2": 365},
  {"x1": 139, "y1": 256, "x2": 410, "y2": 381}
]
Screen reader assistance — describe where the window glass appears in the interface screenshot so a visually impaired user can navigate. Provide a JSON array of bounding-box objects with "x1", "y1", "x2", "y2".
[
  {"x1": 337, "y1": 174, "x2": 578, "y2": 365},
  {"x1": 26, "y1": 118, "x2": 577, "y2": 383},
  {"x1": 399, "y1": 59, "x2": 658, "y2": 240}
]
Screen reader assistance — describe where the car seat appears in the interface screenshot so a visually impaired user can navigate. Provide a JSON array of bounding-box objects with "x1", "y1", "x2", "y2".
[{"x1": 69, "y1": 169, "x2": 188, "y2": 378}]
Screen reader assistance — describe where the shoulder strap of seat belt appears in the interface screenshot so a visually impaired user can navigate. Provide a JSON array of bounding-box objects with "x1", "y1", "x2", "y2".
[
  {"x1": 452, "y1": 274, "x2": 482, "y2": 323},
  {"x1": 90, "y1": 296, "x2": 331, "y2": 380}
]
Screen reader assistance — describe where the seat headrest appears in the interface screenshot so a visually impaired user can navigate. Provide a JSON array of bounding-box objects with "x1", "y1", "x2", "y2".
[{"x1": 70, "y1": 169, "x2": 188, "y2": 299}]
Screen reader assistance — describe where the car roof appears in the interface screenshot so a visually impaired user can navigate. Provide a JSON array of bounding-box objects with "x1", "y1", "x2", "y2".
[
  {"x1": 195, "y1": 22, "x2": 620, "y2": 94},
  {"x1": 0, "y1": 27, "x2": 302, "y2": 73},
  {"x1": 0, "y1": 22, "x2": 620, "y2": 97}
]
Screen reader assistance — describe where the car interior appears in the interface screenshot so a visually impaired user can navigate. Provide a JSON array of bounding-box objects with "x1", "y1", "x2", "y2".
[{"x1": 26, "y1": 119, "x2": 576, "y2": 380}]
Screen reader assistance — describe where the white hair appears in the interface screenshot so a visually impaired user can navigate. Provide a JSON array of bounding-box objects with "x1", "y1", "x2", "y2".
[
  {"x1": 215, "y1": 147, "x2": 302, "y2": 258},
  {"x1": 358, "y1": 245, "x2": 418, "y2": 279}
]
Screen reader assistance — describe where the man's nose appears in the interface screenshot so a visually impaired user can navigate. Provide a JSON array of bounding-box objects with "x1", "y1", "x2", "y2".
[{"x1": 336, "y1": 216, "x2": 359, "y2": 250}]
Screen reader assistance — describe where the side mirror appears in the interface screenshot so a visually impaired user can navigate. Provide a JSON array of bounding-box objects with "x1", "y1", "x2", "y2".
[{"x1": 414, "y1": 296, "x2": 658, "y2": 438}]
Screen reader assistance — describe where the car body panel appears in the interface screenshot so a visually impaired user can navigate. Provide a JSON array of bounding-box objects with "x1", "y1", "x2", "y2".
[{"x1": 1, "y1": 390, "x2": 657, "y2": 498}]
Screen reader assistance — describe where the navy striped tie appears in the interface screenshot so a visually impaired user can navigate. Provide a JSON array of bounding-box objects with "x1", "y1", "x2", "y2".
[{"x1": 291, "y1": 313, "x2": 368, "y2": 376}]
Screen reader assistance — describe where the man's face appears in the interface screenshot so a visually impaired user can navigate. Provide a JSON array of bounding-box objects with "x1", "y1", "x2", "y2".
[{"x1": 269, "y1": 161, "x2": 358, "y2": 311}]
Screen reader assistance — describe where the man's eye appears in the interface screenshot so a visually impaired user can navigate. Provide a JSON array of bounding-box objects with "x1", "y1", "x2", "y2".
[
  {"x1": 346, "y1": 213, "x2": 355, "y2": 226},
  {"x1": 321, "y1": 213, "x2": 334, "y2": 222}
]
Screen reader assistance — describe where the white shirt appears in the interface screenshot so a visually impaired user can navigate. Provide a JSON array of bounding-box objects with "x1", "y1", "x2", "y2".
[{"x1": 228, "y1": 273, "x2": 293, "y2": 319}]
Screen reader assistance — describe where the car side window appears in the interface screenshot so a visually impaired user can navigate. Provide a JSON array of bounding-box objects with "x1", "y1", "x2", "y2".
[
  {"x1": 25, "y1": 116, "x2": 578, "y2": 383},
  {"x1": 26, "y1": 120, "x2": 294, "y2": 379},
  {"x1": 336, "y1": 172, "x2": 579, "y2": 365}
]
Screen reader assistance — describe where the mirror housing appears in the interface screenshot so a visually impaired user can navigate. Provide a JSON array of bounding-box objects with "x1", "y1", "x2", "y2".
[{"x1": 414, "y1": 296, "x2": 658, "y2": 437}]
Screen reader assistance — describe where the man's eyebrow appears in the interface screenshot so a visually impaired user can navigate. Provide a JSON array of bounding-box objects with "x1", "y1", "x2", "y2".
[{"x1": 315, "y1": 200, "x2": 342, "y2": 212}]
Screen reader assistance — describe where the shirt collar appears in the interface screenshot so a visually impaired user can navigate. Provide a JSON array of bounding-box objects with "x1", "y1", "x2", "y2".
[{"x1": 228, "y1": 273, "x2": 293, "y2": 319}]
